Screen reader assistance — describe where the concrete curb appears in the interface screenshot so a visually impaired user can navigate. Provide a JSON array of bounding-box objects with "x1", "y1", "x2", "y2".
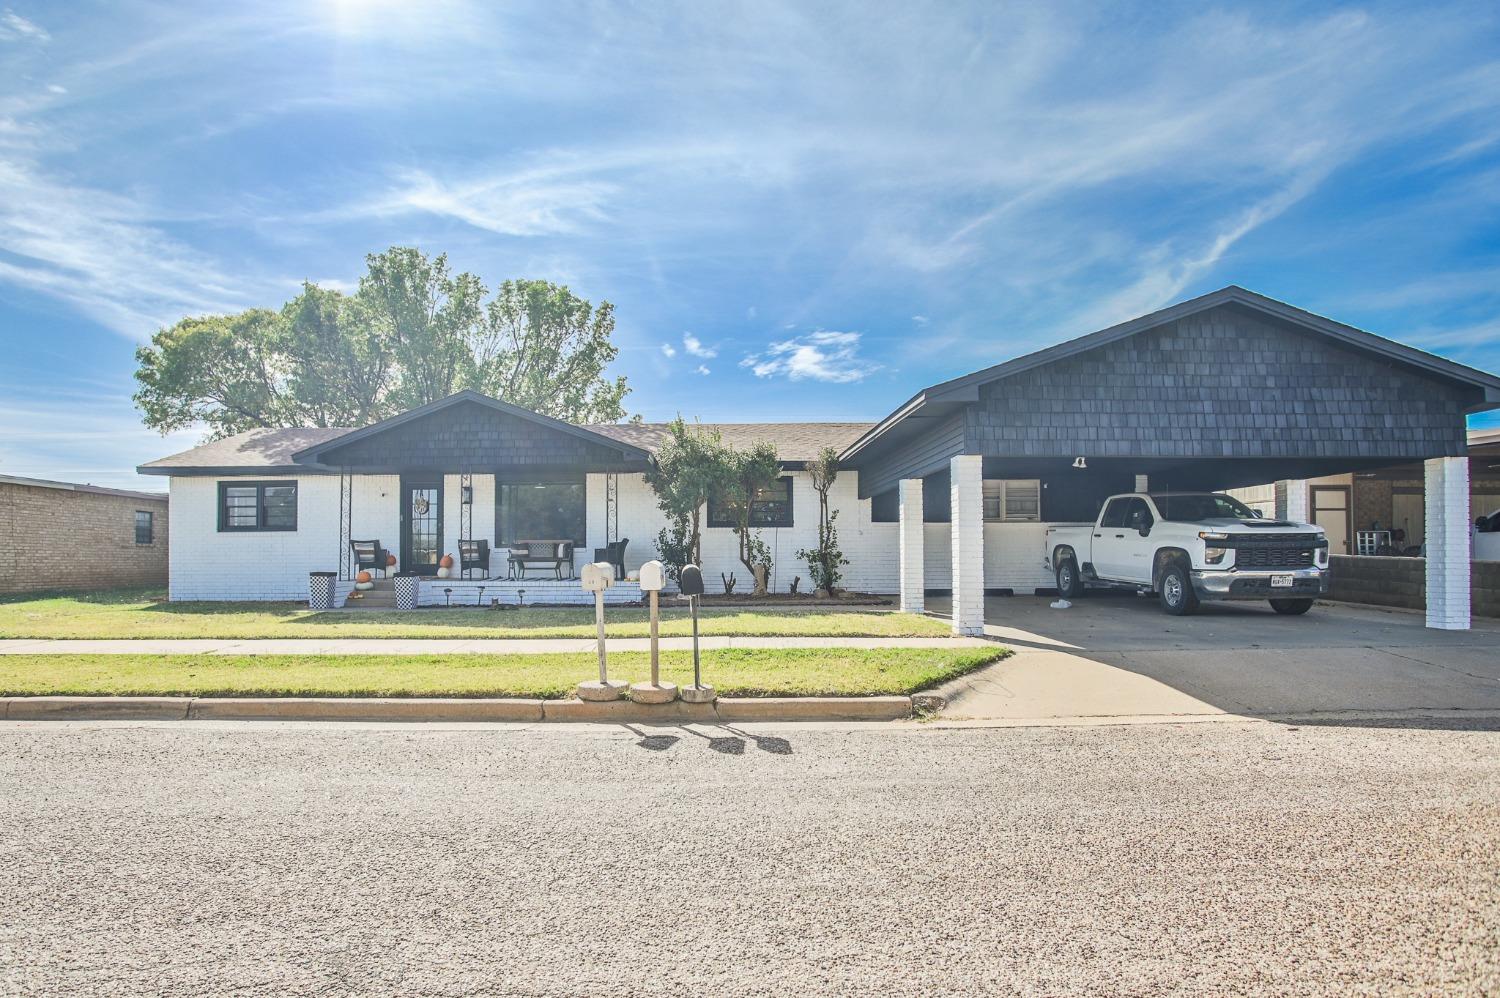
[{"x1": 1, "y1": 695, "x2": 913, "y2": 724}]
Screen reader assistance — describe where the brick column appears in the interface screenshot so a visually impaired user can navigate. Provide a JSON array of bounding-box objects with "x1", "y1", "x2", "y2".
[
  {"x1": 949, "y1": 455, "x2": 984, "y2": 636},
  {"x1": 1283, "y1": 479, "x2": 1309, "y2": 523},
  {"x1": 1424, "y1": 457, "x2": 1470, "y2": 630},
  {"x1": 898, "y1": 478, "x2": 925, "y2": 614}
]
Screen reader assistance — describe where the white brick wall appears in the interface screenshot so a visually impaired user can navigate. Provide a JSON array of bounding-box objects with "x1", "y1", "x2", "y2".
[
  {"x1": 1425, "y1": 457, "x2": 1471, "y2": 630},
  {"x1": 898, "y1": 478, "x2": 924, "y2": 612},
  {"x1": 591, "y1": 470, "x2": 902, "y2": 595},
  {"x1": 1284, "y1": 479, "x2": 1309, "y2": 523},
  {"x1": 949, "y1": 455, "x2": 985, "y2": 636},
  {"x1": 168, "y1": 467, "x2": 1052, "y2": 604},
  {"x1": 442, "y1": 474, "x2": 496, "y2": 572}
]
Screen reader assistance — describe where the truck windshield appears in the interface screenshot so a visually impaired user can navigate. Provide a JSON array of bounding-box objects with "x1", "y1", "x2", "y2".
[{"x1": 1153, "y1": 494, "x2": 1257, "y2": 521}]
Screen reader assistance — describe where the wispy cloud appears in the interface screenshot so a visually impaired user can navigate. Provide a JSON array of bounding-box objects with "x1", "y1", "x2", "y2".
[
  {"x1": 356, "y1": 166, "x2": 616, "y2": 238},
  {"x1": 694, "y1": 364, "x2": 710, "y2": 376},
  {"x1": 682, "y1": 333, "x2": 716, "y2": 358},
  {"x1": 660, "y1": 342, "x2": 676, "y2": 357},
  {"x1": 0, "y1": 9, "x2": 48, "y2": 43},
  {"x1": 0, "y1": 157, "x2": 263, "y2": 336},
  {"x1": 742, "y1": 330, "x2": 879, "y2": 383}
]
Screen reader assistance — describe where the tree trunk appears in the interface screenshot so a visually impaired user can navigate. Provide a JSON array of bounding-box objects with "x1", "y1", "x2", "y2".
[{"x1": 751, "y1": 564, "x2": 769, "y2": 597}]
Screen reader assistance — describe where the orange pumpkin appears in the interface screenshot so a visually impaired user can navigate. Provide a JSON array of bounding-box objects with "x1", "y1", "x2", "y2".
[
  {"x1": 386, "y1": 553, "x2": 397, "y2": 567},
  {"x1": 356, "y1": 571, "x2": 372, "y2": 584},
  {"x1": 440, "y1": 553, "x2": 455, "y2": 569}
]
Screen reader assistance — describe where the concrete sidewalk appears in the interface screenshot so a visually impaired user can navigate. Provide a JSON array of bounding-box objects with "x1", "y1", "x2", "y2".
[{"x1": 0, "y1": 635, "x2": 993, "y2": 656}]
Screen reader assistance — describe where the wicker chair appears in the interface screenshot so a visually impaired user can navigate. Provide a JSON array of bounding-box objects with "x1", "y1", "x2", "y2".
[
  {"x1": 350, "y1": 539, "x2": 390, "y2": 578},
  {"x1": 458, "y1": 539, "x2": 490, "y2": 579},
  {"x1": 592, "y1": 538, "x2": 629, "y2": 580}
]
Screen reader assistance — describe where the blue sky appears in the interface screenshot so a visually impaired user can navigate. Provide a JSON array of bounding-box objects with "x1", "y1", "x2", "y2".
[{"x1": 2, "y1": 0, "x2": 1499, "y2": 488}]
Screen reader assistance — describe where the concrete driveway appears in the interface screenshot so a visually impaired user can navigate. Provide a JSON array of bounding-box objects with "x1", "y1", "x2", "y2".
[{"x1": 928, "y1": 594, "x2": 1500, "y2": 723}]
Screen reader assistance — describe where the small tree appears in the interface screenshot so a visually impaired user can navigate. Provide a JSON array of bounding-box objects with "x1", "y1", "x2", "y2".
[
  {"x1": 797, "y1": 447, "x2": 848, "y2": 595},
  {"x1": 643, "y1": 418, "x2": 728, "y2": 581},
  {"x1": 721, "y1": 442, "x2": 782, "y2": 596}
]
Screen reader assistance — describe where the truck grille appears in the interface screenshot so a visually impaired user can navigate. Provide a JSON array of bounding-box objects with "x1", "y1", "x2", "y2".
[{"x1": 1235, "y1": 545, "x2": 1316, "y2": 569}]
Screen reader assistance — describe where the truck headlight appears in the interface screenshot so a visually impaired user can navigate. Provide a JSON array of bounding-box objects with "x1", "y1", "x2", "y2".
[
  {"x1": 1316, "y1": 546, "x2": 1328, "y2": 566},
  {"x1": 1205, "y1": 547, "x2": 1227, "y2": 564}
]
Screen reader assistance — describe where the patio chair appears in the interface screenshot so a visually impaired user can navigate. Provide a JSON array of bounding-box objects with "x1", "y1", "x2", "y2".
[
  {"x1": 350, "y1": 539, "x2": 391, "y2": 578},
  {"x1": 592, "y1": 538, "x2": 629, "y2": 580},
  {"x1": 459, "y1": 539, "x2": 490, "y2": 579}
]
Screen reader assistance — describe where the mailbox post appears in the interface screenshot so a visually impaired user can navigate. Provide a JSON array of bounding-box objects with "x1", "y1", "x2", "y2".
[
  {"x1": 677, "y1": 564, "x2": 715, "y2": 703},
  {"x1": 576, "y1": 562, "x2": 628, "y2": 702},
  {"x1": 630, "y1": 560, "x2": 677, "y2": 704}
]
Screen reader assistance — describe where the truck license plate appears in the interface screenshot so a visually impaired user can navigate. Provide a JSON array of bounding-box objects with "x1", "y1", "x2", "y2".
[{"x1": 1271, "y1": 574, "x2": 1294, "y2": 588}]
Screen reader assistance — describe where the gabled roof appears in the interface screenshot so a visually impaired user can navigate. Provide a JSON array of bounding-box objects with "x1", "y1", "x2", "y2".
[
  {"x1": 585, "y1": 422, "x2": 873, "y2": 463},
  {"x1": 841, "y1": 285, "x2": 1500, "y2": 463},
  {"x1": 290, "y1": 390, "x2": 652, "y2": 465}
]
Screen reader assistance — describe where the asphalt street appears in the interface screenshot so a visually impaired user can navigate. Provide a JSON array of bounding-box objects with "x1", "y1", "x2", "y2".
[{"x1": 2, "y1": 717, "x2": 1497, "y2": 996}]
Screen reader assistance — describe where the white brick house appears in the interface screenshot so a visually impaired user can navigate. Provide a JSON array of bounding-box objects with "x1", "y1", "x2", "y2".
[{"x1": 139, "y1": 286, "x2": 1500, "y2": 629}]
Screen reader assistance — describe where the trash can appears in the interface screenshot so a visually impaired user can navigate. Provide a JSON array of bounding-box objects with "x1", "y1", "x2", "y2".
[
  {"x1": 395, "y1": 572, "x2": 419, "y2": 611},
  {"x1": 308, "y1": 571, "x2": 336, "y2": 610}
]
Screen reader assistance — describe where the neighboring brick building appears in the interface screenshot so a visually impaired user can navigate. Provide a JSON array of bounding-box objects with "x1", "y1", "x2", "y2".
[{"x1": 0, "y1": 475, "x2": 169, "y2": 594}]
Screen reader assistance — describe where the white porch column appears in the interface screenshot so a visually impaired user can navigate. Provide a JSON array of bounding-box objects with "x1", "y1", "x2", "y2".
[
  {"x1": 949, "y1": 455, "x2": 984, "y2": 636},
  {"x1": 898, "y1": 478, "x2": 924, "y2": 614},
  {"x1": 1424, "y1": 457, "x2": 1471, "y2": 630},
  {"x1": 1283, "y1": 479, "x2": 1309, "y2": 523}
]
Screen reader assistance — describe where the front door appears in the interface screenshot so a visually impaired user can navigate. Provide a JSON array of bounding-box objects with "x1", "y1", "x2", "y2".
[
  {"x1": 401, "y1": 479, "x2": 443, "y2": 575},
  {"x1": 1312, "y1": 486, "x2": 1350, "y2": 556}
]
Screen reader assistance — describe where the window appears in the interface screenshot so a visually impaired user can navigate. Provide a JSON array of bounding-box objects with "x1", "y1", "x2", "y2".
[
  {"x1": 495, "y1": 479, "x2": 586, "y2": 546},
  {"x1": 1153, "y1": 493, "x2": 1255, "y2": 522},
  {"x1": 1100, "y1": 497, "x2": 1132, "y2": 529},
  {"x1": 983, "y1": 480, "x2": 1041, "y2": 522},
  {"x1": 218, "y1": 481, "x2": 297, "y2": 532},
  {"x1": 134, "y1": 510, "x2": 153, "y2": 545},
  {"x1": 708, "y1": 476, "x2": 794, "y2": 528}
]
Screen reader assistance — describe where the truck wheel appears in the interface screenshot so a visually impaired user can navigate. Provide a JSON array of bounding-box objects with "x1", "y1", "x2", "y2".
[
  {"x1": 1270, "y1": 598, "x2": 1314, "y2": 615},
  {"x1": 1056, "y1": 558, "x2": 1084, "y2": 599},
  {"x1": 1158, "y1": 563, "x2": 1198, "y2": 616}
]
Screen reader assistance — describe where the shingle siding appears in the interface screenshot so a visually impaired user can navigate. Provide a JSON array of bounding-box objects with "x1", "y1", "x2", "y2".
[
  {"x1": 966, "y1": 303, "x2": 1477, "y2": 460},
  {"x1": 316, "y1": 399, "x2": 633, "y2": 471}
]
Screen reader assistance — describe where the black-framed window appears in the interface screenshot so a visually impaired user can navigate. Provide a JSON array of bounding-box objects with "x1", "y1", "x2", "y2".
[
  {"x1": 134, "y1": 510, "x2": 153, "y2": 545},
  {"x1": 708, "y1": 476, "x2": 794, "y2": 528},
  {"x1": 495, "y1": 478, "x2": 586, "y2": 546},
  {"x1": 218, "y1": 481, "x2": 297, "y2": 532}
]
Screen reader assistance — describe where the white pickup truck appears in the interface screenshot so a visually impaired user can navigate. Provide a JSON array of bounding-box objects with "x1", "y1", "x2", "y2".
[{"x1": 1043, "y1": 492, "x2": 1330, "y2": 616}]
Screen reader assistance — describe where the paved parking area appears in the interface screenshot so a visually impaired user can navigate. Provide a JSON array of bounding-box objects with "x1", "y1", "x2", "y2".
[
  {"x1": 930, "y1": 595, "x2": 1500, "y2": 721},
  {"x1": 2, "y1": 718, "x2": 1497, "y2": 996}
]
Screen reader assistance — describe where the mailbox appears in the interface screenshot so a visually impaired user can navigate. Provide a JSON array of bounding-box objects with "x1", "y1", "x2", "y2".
[
  {"x1": 678, "y1": 564, "x2": 705, "y2": 597},
  {"x1": 580, "y1": 561, "x2": 615, "y2": 593},
  {"x1": 638, "y1": 560, "x2": 666, "y2": 592}
]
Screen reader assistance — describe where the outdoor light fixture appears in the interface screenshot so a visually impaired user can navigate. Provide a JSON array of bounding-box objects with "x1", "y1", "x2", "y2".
[{"x1": 1073, "y1": 456, "x2": 1088, "y2": 469}]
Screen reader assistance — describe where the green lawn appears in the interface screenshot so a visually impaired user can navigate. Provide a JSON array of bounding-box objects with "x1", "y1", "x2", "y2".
[
  {"x1": 0, "y1": 648, "x2": 1007, "y2": 699},
  {"x1": 0, "y1": 588, "x2": 951, "y2": 640}
]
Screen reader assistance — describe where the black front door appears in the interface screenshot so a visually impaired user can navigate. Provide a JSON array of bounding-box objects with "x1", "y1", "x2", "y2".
[{"x1": 401, "y1": 478, "x2": 443, "y2": 575}]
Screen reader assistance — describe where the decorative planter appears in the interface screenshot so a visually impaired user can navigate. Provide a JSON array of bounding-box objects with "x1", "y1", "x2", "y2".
[
  {"x1": 308, "y1": 571, "x2": 336, "y2": 610},
  {"x1": 394, "y1": 573, "x2": 419, "y2": 611}
]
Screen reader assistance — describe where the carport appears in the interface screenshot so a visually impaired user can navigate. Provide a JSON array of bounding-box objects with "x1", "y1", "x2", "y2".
[{"x1": 842, "y1": 286, "x2": 1500, "y2": 633}]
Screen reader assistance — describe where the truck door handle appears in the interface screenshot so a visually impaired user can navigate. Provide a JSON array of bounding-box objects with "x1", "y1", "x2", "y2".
[
  {"x1": 1093, "y1": 533, "x2": 1101, "y2": 537},
  {"x1": 1114, "y1": 534, "x2": 1124, "y2": 538}
]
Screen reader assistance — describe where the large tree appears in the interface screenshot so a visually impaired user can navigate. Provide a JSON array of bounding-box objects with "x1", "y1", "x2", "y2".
[{"x1": 134, "y1": 247, "x2": 630, "y2": 437}]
